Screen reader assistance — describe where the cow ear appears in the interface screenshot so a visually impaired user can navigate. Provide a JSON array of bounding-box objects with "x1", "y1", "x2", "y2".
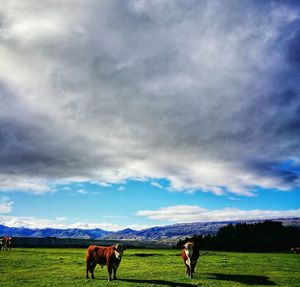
[
  {"x1": 113, "y1": 246, "x2": 117, "y2": 250},
  {"x1": 181, "y1": 245, "x2": 186, "y2": 249}
]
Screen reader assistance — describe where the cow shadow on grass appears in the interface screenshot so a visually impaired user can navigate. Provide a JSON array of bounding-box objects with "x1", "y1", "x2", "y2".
[
  {"x1": 207, "y1": 273, "x2": 276, "y2": 285},
  {"x1": 133, "y1": 253, "x2": 158, "y2": 257},
  {"x1": 119, "y1": 279, "x2": 199, "y2": 286}
]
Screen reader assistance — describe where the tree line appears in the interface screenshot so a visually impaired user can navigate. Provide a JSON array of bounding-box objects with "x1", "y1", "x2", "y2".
[{"x1": 176, "y1": 221, "x2": 300, "y2": 252}]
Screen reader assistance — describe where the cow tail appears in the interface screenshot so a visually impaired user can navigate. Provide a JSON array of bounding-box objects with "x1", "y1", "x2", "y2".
[{"x1": 93, "y1": 247, "x2": 99, "y2": 260}]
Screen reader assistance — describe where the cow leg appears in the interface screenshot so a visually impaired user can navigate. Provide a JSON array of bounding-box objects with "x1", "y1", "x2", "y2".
[
  {"x1": 185, "y1": 264, "x2": 191, "y2": 278},
  {"x1": 90, "y1": 262, "x2": 96, "y2": 279},
  {"x1": 85, "y1": 261, "x2": 90, "y2": 278},
  {"x1": 188, "y1": 266, "x2": 192, "y2": 279},
  {"x1": 185, "y1": 264, "x2": 189, "y2": 276},
  {"x1": 86, "y1": 259, "x2": 96, "y2": 279},
  {"x1": 189, "y1": 266, "x2": 193, "y2": 279},
  {"x1": 86, "y1": 258, "x2": 91, "y2": 278},
  {"x1": 107, "y1": 265, "x2": 113, "y2": 281},
  {"x1": 190, "y1": 264, "x2": 195, "y2": 279},
  {"x1": 185, "y1": 263, "x2": 192, "y2": 278},
  {"x1": 186, "y1": 263, "x2": 192, "y2": 279},
  {"x1": 113, "y1": 267, "x2": 118, "y2": 280}
]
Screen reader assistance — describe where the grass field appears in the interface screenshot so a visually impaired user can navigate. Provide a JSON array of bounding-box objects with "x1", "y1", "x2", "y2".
[{"x1": 0, "y1": 248, "x2": 299, "y2": 287}]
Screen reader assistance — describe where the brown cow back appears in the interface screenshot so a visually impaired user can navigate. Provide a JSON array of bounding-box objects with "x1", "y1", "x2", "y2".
[
  {"x1": 86, "y1": 244, "x2": 124, "y2": 280},
  {"x1": 86, "y1": 245, "x2": 116, "y2": 266}
]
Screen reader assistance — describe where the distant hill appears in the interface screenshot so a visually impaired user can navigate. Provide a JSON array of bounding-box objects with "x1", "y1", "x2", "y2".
[
  {"x1": 0, "y1": 225, "x2": 112, "y2": 239},
  {"x1": 106, "y1": 218, "x2": 300, "y2": 240},
  {"x1": 1, "y1": 218, "x2": 299, "y2": 241},
  {"x1": 106, "y1": 222, "x2": 227, "y2": 240}
]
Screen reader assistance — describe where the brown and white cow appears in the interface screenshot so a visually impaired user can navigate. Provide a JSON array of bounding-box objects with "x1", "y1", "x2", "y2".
[
  {"x1": 181, "y1": 241, "x2": 200, "y2": 279},
  {"x1": 291, "y1": 247, "x2": 300, "y2": 254},
  {"x1": 86, "y1": 244, "x2": 124, "y2": 281},
  {"x1": 1, "y1": 236, "x2": 12, "y2": 251}
]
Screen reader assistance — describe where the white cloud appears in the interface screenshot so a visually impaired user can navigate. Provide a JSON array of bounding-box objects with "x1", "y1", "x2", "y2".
[
  {"x1": 55, "y1": 217, "x2": 67, "y2": 222},
  {"x1": 94, "y1": 181, "x2": 112, "y2": 187},
  {"x1": 0, "y1": 175, "x2": 52, "y2": 194},
  {"x1": 0, "y1": 197, "x2": 14, "y2": 214},
  {"x1": 136, "y1": 205, "x2": 300, "y2": 223},
  {"x1": 151, "y1": 182, "x2": 163, "y2": 189},
  {"x1": 75, "y1": 189, "x2": 88, "y2": 194},
  {"x1": 228, "y1": 197, "x2": 241, "y2": 201},
  {"x1": 0, "y1": 215, "x2": 150, "y2": 231}
]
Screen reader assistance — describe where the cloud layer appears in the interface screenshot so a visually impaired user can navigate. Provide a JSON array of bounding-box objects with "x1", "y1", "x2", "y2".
[
  {"x1": 0, "y1": 215, "x2": 148, "y2": 231},
  {"x1": 0, "y1": 197, "x2": 14, "y2": 213},
  {"x1": 136, "y1": 205, "x2": 300, "y2": 223},
  {"x1": 1, "y1": 1, "x2": 300, "y2": 195}
]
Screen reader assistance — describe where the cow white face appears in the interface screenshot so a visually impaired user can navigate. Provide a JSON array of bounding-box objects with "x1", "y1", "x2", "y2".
[
  {"x1": 114, "y1": 244, "x2": 123, "y2": 259},
  {"x1": 184, "y1": 242, "x2": 194, "y2": 258},
  {"x1": 183, "y1": 242, "x2": 194, "y2": 267}
]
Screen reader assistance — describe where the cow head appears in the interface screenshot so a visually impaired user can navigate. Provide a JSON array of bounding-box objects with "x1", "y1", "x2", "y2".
[
  {"x1": 113, "y1": 244, "x2": 124, "y2": 259},
  {"x1": 182, "y1": 242, "x2": 194, "y2": 259}
]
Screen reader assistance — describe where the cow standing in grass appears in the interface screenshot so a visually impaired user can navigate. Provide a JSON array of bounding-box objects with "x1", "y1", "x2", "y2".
[
  {"x1": 86, "y1": 244, "x2": 124, "y2": 281},
  {"x1": 1, "y1": 236, "x2": 12, "y2": 251},
  {"x1": 181, "y1": 241, "x2": 200, "y2": 279},
  {"x1": 291, "y1": 247, "x2": 300, "y2": 254}
]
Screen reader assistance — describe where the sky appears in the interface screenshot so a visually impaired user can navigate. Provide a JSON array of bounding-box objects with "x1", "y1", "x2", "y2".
[{"x1": 0, "y1": 0, "x2": 300, "y2": 231}]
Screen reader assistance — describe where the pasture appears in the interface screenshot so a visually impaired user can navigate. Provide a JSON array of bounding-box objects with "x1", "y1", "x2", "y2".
[{"x1": 0, "y1": 248, "x2": 299, "y2": 287}]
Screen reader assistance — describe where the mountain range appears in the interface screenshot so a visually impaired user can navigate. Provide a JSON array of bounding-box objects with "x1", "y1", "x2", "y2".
[{"x1": 1, "y1": 218, "x2": 299, "y2": 241}]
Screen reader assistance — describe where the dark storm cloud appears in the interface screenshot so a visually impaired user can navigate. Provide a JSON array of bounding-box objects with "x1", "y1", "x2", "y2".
[
  {"x1": 287, "y1": 26, "x2": 300, "y2": 66},
  {"x1": 0, "y1": 0, "x2": 300, "y2": 194},
  {"x1": 0, "y1": 81, "x2": 123, "y2": 183}
]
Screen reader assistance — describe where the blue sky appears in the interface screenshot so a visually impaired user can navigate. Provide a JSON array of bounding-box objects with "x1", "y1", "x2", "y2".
[
  {"x1": 0, "y1": 0, "x2": 300, "y2": 230},
  {"x1": 1, "y1": 179, "x2": 299, "y2": 230}
]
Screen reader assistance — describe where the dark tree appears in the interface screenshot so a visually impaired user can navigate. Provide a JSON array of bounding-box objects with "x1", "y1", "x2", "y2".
[{"x1": 177, "y1": 221, "x2": 300, "y2": 252}]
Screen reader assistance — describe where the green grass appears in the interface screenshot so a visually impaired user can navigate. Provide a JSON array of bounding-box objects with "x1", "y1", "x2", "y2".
[{"x1": 0, "y1": 248, "x2": 299, "y2": 286}]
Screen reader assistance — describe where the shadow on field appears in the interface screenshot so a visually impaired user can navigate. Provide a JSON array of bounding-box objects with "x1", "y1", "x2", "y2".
[
  {"x1": 207, "y1": 273, "x2": 276, "y2": 285},
  {"x1": 133, "y1": 253, "x2": 157, "y2": 257},
  {"x1": 119, "y1": 279, "x2": 198, "y2": 286}
]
